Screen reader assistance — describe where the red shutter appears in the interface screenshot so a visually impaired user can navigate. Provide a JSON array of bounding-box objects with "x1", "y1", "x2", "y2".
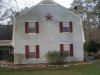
[
  {"x1": 25, "y1": 22, "x2": 28, "y2": 33},
  {"x1": 59, "y1": 22, "x2": 63, "y2": 33},
  {"x1": 69, "y1": 21, "x2": 73, "y2": 32},
  {"x1": 60, "y1": 44, "x2": 64, "y2": 56},
  {"x1": 35, "y1": 22, "x2": 39, "y2": 33},
  {"x1": 25, "y1": 45, "x2": 29, "y2": 59},
  {"x1": 36, "y1": 45, "x2": 40, "y2": 58},
  {"x1": 70, "y1": 44, "x2": 73, "y2": 56}
]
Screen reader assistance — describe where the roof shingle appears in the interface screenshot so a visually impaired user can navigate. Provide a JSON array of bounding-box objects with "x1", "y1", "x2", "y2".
[{"x1": 0, "y1": 25, "x2": 13, "y2": 40}]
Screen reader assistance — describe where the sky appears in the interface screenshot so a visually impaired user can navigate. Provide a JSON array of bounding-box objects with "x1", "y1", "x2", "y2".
[{"x1": 12, "y1": 0, "x2": 74, "y2": 10}]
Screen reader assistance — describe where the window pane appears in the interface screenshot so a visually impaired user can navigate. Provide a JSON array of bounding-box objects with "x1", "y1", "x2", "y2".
[
  {"x1": 28, "y1": 28, "x2": 36, "y2": 33},
  {"x1": 63, "y1": 22, "x2": 69, "y2": 27},
  {"x1": 28, "y1": 22, "x2": 35, "y2": 28},
  {"x1": 28, "y1": 22, "x2": 36, "y2": 33},
  {"x1": 29, "y1": 52, "x2": 36, "y2": 58},
  {"x1": 63, "y1": 27, "x2": 69, "y2": 32},
  {"x1": 64, "y1": 44, "x2": 70, "y2": 51},
  {"x1": 64, "y1": 44, "x2": 70, "y2": 56}
]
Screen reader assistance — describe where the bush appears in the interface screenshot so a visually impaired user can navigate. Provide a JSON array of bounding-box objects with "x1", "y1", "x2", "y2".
[
  {"x1": 84, "y1": 52, "x2": 97, "y2": 61},
  {"x1": 87, "y1": 40, "x2": 99, "y2": 53},
  {"x1": 95, "y1": 51, "x2": 100, "y2": 59},
  {"x1": 7, "y1": 54, "x2": 14, "y2": 62},
  {"x1": 97, "y1": 43, "x2": 100, "y2": 50},
  {"x1": 45, "y1": 51, "x2": 69, "y2": 64}
]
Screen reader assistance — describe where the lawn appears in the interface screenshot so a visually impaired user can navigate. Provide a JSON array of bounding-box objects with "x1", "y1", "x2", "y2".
[{"x1": 0, "y1": 62, "x2": 100, "y2": 75}]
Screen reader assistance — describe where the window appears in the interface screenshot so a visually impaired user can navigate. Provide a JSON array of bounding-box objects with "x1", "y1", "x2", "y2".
[
  {"x1": 28, "y1": 22, "x2": 36, "y2": 33},
  {"x1": 60, "y1": 44, "x2": 73, "y2": 56},
  {"x1": 25, "y1": 22, "x2": 39, "y2": 33},
  {"x1": 63, "y1": 22, "x2": 69, "y2": 32},
  {"x1": 64, "y1": 44, "x2": 70, "y2": 56},
  {"x1": 25, "y1": 45, "x2": 40, "y2": 59},
  {"x1": 64, "y1": 44, "x2": 70, "y2": 51},
  {"x1": 59, "y1": 21, "x2": 73, "y2": 33},
  {"x1": 29, "y1": 45, "x2": 36, "y2": 58},
  {"x1": 29, "y1": 52, "x2": 36, "y2": 58}
]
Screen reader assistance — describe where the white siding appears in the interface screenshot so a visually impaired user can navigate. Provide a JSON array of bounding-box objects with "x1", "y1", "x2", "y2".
[{"x1": 13, "y1": 3, "x2": 84, "y2": 64}]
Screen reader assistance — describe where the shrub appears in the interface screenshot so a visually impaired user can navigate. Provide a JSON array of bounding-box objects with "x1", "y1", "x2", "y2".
[
  {"x1": 95, "y1": 51, "x2": 100, "y2": 59},
  {"x1": 7, "y1": 54, "x2": 14, "y2": 62},
  {"x1": 84, "y1": 52, "x2": 96, "y2": 61},
  {"x1": 45, "y1": 51, "x2": 69, "y2": 64},
  {"x1": 97, "y1": 43, "x2": 100, "y2": 50},
  {"x1": 87, "y1": 40, "x2": 99, "y2": 53}
]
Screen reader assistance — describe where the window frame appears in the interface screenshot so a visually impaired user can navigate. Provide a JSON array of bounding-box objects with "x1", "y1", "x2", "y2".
[
  {"x1": 27, "y1": 22, "x2": 36, "y2": 33},
  {"x1": 63, "y1": 44, "x2": 70, "y2": 56},
  {"x1": 29, "y1": 45, "x2": 36, "y2": 58},
  {"x1": 25, "y1": 21, "x2": 39, "y2": 34},
  {"x1": 62, "y1": 22, "x2": 70, "y2": 32},
  {"x1": 60, "y1": 21, "x2": 73, "y2": 33},
  {"x1": 28, "y1": 22, "x2": 36, "y2": 33}
]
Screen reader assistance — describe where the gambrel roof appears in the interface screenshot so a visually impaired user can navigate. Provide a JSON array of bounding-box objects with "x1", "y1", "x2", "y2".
[
  {"x1": 40, "y1": 0, "x2": 57, "y2": 4},
  {"x1": 17, "y1": 0, "x2": 80, "y2": 18}
]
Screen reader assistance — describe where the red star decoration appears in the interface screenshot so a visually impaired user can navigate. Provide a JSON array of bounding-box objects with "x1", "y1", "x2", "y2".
[{"x1": 45, "y1": 13, "x2": 53, "y2": 21}]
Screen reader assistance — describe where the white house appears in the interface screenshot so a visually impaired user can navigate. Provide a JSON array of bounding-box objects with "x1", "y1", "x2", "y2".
[{"x1": 12, "y1": 0, "x2": 85, "y2": 64}]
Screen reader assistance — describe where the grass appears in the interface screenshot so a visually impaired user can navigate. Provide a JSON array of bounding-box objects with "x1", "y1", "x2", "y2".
[{"x1": 0, "y1": 62, "x2": 100, "y2": 75}]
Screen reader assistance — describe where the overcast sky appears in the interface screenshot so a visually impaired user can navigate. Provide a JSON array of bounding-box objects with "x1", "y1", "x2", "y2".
[{"x1": 12, "y1": 0, "x2": 74, "y2": 10}]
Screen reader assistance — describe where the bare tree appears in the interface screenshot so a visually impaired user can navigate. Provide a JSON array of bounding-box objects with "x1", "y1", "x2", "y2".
[
  {"x1": 70, "y1": 0, "x2": 100, "y2": 43},
  {"x1": 0, "y1": 0, "x2": 17, "y2": 25}
]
